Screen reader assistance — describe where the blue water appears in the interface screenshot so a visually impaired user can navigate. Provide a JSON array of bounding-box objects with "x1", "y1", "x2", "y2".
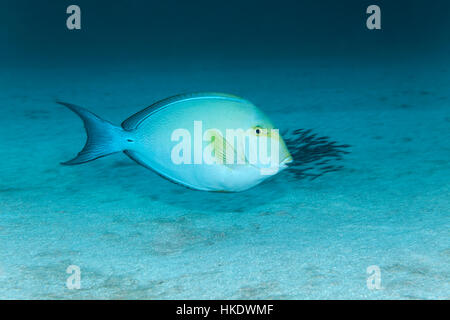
[{"x1": 0, "y1": 0, "x2": 449, "y2": 299}]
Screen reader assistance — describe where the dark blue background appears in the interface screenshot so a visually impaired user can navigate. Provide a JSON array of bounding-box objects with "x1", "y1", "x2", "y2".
[{"x1": 2, "y1": 0, "x2": 449, "y2": 66}]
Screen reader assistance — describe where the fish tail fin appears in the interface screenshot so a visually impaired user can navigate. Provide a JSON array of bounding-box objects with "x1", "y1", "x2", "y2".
[{"x1": 57, "y1": 101, "x2": 127, "y2": 165}]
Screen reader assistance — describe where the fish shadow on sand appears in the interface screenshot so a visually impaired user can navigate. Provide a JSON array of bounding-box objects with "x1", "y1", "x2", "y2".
[{"x1": 129, "y1": 129, "x2": 351, "y2": 213}]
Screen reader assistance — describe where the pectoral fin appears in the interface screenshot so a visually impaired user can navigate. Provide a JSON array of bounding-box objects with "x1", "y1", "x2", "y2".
[{"x1": 208, "y1": 130, "x2": 247, "y2": 166}]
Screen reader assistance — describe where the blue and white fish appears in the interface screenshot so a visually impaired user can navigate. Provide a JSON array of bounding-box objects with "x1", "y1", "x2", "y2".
[{"x1": 59, "y1": 93, "x2": 292, "y2": 192}]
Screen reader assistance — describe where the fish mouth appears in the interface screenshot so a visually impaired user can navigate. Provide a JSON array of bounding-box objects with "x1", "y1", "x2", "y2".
[
  {"x1": 258, "y1": 155, "x2": 293, "y2": 176},
  {"x1": 279, "y1": 155, "x2": 293, "y2": 167}
]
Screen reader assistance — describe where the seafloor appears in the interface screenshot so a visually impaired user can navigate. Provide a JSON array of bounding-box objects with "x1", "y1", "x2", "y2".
[{"x1": 0, "y1": 59, "x2": 448, "y2": 299}]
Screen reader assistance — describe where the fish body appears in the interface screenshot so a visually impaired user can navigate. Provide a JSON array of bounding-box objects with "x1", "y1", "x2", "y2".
[{"x1": 59, "y1": 93, "x2": 292, "y2": 192}]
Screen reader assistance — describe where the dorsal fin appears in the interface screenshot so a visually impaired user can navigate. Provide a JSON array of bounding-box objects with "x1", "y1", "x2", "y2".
[{"x1": 121, "y1": 92, "x2": 248, "y2": 131}]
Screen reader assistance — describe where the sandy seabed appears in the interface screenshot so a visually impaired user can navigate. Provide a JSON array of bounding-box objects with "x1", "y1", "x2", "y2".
[{"x1": 0, "y1": 59, "x2": 448, "y2": 299}]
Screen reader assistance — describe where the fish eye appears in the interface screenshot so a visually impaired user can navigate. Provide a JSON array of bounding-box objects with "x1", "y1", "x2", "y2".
[{"x1": 252, "y1": 126, "x2": 265, "y2": 136}]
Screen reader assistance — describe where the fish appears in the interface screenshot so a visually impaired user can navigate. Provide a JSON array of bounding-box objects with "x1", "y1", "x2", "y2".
[{"x1": 58, "y1": 92, "x2": 292, "y2": 192}]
